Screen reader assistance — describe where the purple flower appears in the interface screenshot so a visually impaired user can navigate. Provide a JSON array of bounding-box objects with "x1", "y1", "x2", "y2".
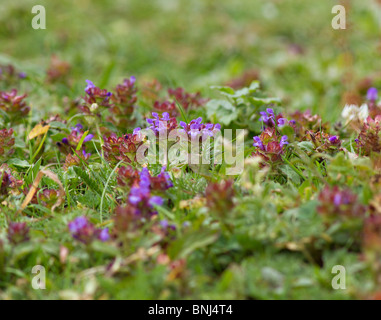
[
  {"x1": 367, "y1": 87, "x2": 378, "y2": 101},
  {"x1": 333, "y1": 194, "x2": 342, "y2": 206},
  {"x1": 280, "y1": 135, "x2": 289, "y2": 148},
  {"x1": 130, "y1": 76, "x2": 136, "y2": 85},
  {"x1": 85, "y1": 80, "x2": 96, "y2": 92},
  {"x1": 82, "y1": 149, "x2": 91, "y2": 158},
  {"x1": 68, "y1": 216, "x2": 88, "y2": 233},
  {"x1": 253, "y1": 136, "x2": 264, "y2": 149},
  {"x1": 329, "y1": 136, "x2": 339, "y2": 144},
  {"x1": 18, "y1": 72, "x2": 26, "y2": 79},
  {"x1": 277, "y1": 118, "x2": 288, "y2": 127},
  {"x1": 158, "y1": 166, "x2": 174, "y2": 188},
  {"x1": 149, "y1": 196, "x2": 164, "y2": 206},
  {"x1": 98, "y1": 228, "x2": 110, "y2": 242},
  {"x1": 259, "y1": 109, "x2": 275, "y2": 126},
  {"x1": 83, "y1": 134, "x2": 94, "y2": 142},
  {"x1": 160, "y1": 219, "x2": 169, "y2": 228},
  {"x1": 62, "y1": 137, "x2": 69, "y2": 144}
]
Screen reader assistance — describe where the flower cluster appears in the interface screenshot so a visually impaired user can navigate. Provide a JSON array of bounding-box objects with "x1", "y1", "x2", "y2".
[
  {"x1": 102, "y1": 129, "x2": 144, "y2": 165},
  {"x1": 168, "y1": 87, "x2": 207, "y2": 110},
  {"x1": 115, "y1": 167, "x2": 173, "y2": 219},
  {"x1": 289, "y1": 110, "x2": 328, "y2": 139},
  {"x1": 252, "y1": 127, "x2": 289, "y2": 164},
  {"x1": 46, "y1": 55, "x2": 71, "y2": 83},
  {"x1": 153, "y1": 100, "x2": 178, "y2": 117},
  {"x1": 108, "y1": 76, "x2": 137, "y2": 128},
  {"x1": 0, "y1": 64, "x2": 26, "y2": 86},
  {"x1": 0, "y1": 89, "x2": 30, "y2": 124},
  {"x1": 146, "y1": 112, "x2": 178, "y2": 137},
  {"x1": 57, "y1": 123, "x2": 93, "y2": 158},
  {"x1": 342, "y1": 104, "x2": 369, "y2": 125},
  {"x1": 305, "y1": 131, "x2": 342, "y2": 155},
  {"x1": 0, "y1": 164, "x2": 22, "y2": 200},
  {"x1": 68, "y1": 216, "x2": 109, "y2": 244},
  {"x1": 259, "y1": 108, "x2": 290, "y2": 128},
  {"x1": 0, "y1": 128, "x2": 15, "y2": 161},
  {"x1": 205, "y1": 180, "x2": 235, "y2": 216},
  {"x1": 79, "y1": 80, "x2": 113, "y2": 114},
  {"x1": 179, "y1": 117, "x2": 221, "y2": 140},
  {"x1": 317, "y1": 185, "x2": 367, "y2": 220},
  {"x1": 127, "y1": 167, "x2": 168, "y2": 216},
  {"x1": 366, "y1": 87, "x2": 381, "y2": 119},
  {"x1": 7, "y1": 222, "x2": 30, "y2": 245},
  {"x1": 356, "y1": 116, "x2": 381, "y2": 156}
]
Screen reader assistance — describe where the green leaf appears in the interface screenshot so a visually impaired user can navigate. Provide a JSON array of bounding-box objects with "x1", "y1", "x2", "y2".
[
  {"x1": 206, "y1": 99, "x2": 237, "y2": 125},
  {"x1": 168, "y1": 229, "x2": 219, "y2": 259},
  {"x1": 7, "y1": 158, "x2": 31, "y2": 168}
]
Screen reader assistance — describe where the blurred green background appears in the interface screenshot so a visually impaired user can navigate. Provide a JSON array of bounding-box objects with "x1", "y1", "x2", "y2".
[{"x1": 0, "y1": 0, "x2": 380, "y2": 121}]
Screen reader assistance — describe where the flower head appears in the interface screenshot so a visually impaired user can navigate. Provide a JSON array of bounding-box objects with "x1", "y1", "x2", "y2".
[{"x1": 367, "y1": 87, "x2": 378, "y2": 102}]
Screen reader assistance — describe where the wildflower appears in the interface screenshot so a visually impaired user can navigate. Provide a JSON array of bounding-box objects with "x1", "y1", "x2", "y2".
[
  {"x1": 306, "y1": 131, "x2": 342, "y2": 155},
  {"x1": 0, "y1": 165, "x2": 22, "y2": 201},
  {"x1": 102, "y1": 130, "x2": 144, "y2": 165},
  {"x1": 205, "y1": 180, "x2": 235, "y2": 216},
  {"x1": 168, "y1": 87, "x2": 207, "y2": 110},
  {"x1": 79, "y1": 80, "x2": 113, "y2": 114},
  {"x1": 126, "y1": 167, "x2": 173, "y2": 217},
  {"x1": 146, "y1": 112, "x2": 178, "y2": 137},
  {"x1": 153, "y1": 100, "x2": 178, "y2": 117},
  {"x1": 46, "y1": 55, "x2": 70, "y2": 82},
  {"x1": 341, "y1": 104, "x2": 369, "y2": 124},
  {"x1": 0, "y1": 128, "x2": 15, "y2": 161},
  {"x1": 56, "y1": 124, "x2": 93, "y2": 157},
  {"x1": 108, "y1": 76, "x2": 137, "y2": 128},
  {"x1": 277, "y1": 118, "x2": 288, "y2": 127},
  {"x1": 117, "y1": 165, "x2": 140, "y2": 188},
  {"x1": 259, "y1": 108, "x2": 275, "y2": 126},
  {"x1": 7, "y1": 222, "x2": 30, "y2": 245},
  {"x1": 367, "y1": 87, "x2": 378, "y2": 102},
  {"x1": 289, "y1": 110, "x2": 328, "y2": 139},
  {"x1": 179, "y1": 117, "x2": 221, "y2": 140},
  {"x1": 225, "y1": 69, "x2": 260, "y2": 89},
  {"x1": 63, "y1": 151, "x2": 91, "y2": 171},
  {"x1": 252, "y1": 127, "x2": 289, "y2": 164},
  {"x1": 68, "y1": 216, "x2": 109, "y2": 244},
  {"x1": 0, "y1": 89, "x2": 30, "y2": 123},
  {"x1": 38, "y1": 189, "x2": 63, "y2": 209},
  {"x1": 317, "y1": 185, "x2": 366, "y2": 220},
  {"x1": 356, "y1": 116, "x2": 381, "y2": 156}
]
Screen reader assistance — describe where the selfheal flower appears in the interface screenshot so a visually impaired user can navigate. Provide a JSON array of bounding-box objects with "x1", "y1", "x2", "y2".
[
  {"x1": 85, "y1": 80, "x2": 96, "y2": 92},
  {"x1": 329, "y1": 135, "x2": 339, "y2": 144},
  {"x1": 168, "y1": 87, "x2": 207, "y2": 110},
  {"x1": 279, "y1": 135, "x2": 289, "y2": 147},
  {"x1": 277, "y1": 118, "x2": 288, "y2": 127},
  {"x1": 68, "y1": 216, "x2": 110, "y2": 244},
  {"x1": 98, "y1": 228, "x2": 110, "y2": 242},
  {"x1": 317, "y1": 186, "x2": 366, "y2": 220},
  {"x1": 57, "y1": 124, "x2": 93, "y2": 157},
  {"x1": 253, "y1": 136, "x2": 264, "y2": 149},
  {"x1": 7, "y1": 222, "x2": 30, "y2": 245},
  {"x1": 83, "y1": 134, "x2": 94, "y2": 142},
  {"x1": 252, "y1": 128, "x2": 289, "y2": 165},
  {"x1": 367, "y1": 87, "x2": 378, "y2": 102}
]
